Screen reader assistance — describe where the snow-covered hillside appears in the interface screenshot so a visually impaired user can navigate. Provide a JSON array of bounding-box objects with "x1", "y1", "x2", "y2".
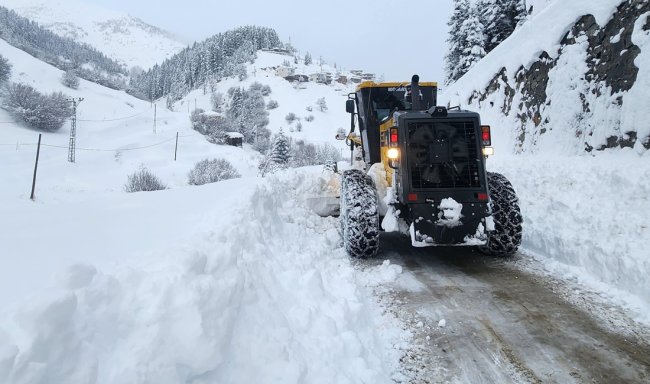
[
  {"x1": 443, "y1": 0, "x2": 650, "y2": 319},
  {"x1": 177, "y1": 50, "x2": 353, "y2": 144},
  {"x1": 1, "y1": 0, "x2": 187, "y2": 69}
]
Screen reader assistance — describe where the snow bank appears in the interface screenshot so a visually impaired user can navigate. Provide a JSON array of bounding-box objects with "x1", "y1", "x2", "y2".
[
  {"x1": 489, "y1": 152, "x2": 650, "y2": 322},
  {"x1": 0, "y1": 168, "x2": 405, "y2": 383}
]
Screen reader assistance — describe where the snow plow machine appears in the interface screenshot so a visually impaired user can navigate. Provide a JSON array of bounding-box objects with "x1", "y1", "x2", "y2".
[{"x1": 337, "y1": 75, "x2": 522, "y2": 258}]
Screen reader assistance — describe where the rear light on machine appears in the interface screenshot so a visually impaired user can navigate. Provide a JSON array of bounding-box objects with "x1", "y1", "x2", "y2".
[
  {"x1": 387, "y1": 148, "x2": 399, "y2": 160},
  {"x1": 481, "y1": 125, "x2": 491, "y2": 146},
  {"x1": 482, "y1": 147, "x2": 494, "y2": 156},
  {"x1": 390, "y1": 128, "x2": 398, "y2": 146},
  {"x1": 407, "y1": 193, "x2": 418, "y2": 202},
  {"x1": 476, "y1": 192, "x2": 489, "y2": 201}
]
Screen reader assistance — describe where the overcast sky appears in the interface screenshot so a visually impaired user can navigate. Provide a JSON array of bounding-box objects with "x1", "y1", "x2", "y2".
[{"x1": 85, "y1": 0, "x2": 453, "y2": 83}]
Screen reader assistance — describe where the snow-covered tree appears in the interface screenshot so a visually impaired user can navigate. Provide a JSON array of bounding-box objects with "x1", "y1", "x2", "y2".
[
  {"x1": 459, "y1": 8, "x2": 486, "y2": 74},
  {"x1": 2, "y1": 83, "x2": 70, "y2": 131},
  {"x1": 478, "y1": 0, "x2": 527, "y2": 53},
  {"x1": 124, "y1": 168, "x2": 166, "y2": 192},
  {"x1": 444, "y1": 0, "x2": 471, "y2": 84},
  {"x1": 513, "y1": 0, "x2": 528, "y2": 27},
  {"x1": 267, "y1": 99, "x2": 279, "y2": 110},
  {"x1": 304, "y1": 52, "x2": 312, "y2": 65},
  {"x1": 187, "y1": 158, "x2": 241, "y2": 185},
  {"x1": 62, "y1": 69, "x2": 80, "y2": 89},
  {"x1": 0, "y1": 54, "x2": 11, "y2": 84},
  {"x1": 249, "y1": 81, "x2": 271, "y2": 96},
  {"x1": 224, "y1": 85, "x2": 269, "y2": 145},
  {"x1": 285, "y1": 112, "x2": 297, "y2": 124},
  {"x1": 211, "y1": 92, "x2": 225, "y2": 112},
  {"x1": 316, "y1": 97, "x2": 328, "y2": 112},
  {"x1": 271, "y1": 129, "x2": 291, "y2": 165}
]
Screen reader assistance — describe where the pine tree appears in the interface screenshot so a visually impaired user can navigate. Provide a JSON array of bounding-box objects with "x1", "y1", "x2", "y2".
[
  {"x1": 479, "y1": 0, "x2": 526, "y2": 53},
  {"x1": 271, "y1": 129, "x2": 291, "y2": 165},
  {"x1": 513, "y1": 0, "x2": 528, "y2": 27},
  {"x1": 459, "y1": 9, "x2": 486, "y2": 74},
  {"x1": 444, "y1": 0, "x2": 471, "y2": 84},
  {"x1": 304, "y1": 52, "x2": 312, "y2": 65}
]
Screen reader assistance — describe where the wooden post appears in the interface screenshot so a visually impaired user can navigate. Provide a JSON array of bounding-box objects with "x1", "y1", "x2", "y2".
[
  {"x1": 153, "y1": 104, "x2": 157, "y2": 134},
  {"x1": 174, "y1": 132, "x2": 179, "y2": 161},
  {"x1": 30, "y1": 134, "x2": 42, "y2": 201}
]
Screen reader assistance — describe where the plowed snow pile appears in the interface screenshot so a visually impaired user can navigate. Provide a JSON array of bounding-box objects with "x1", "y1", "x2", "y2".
[{"x1": 0, "y1": 168, "x2": 407, "y2": 383}]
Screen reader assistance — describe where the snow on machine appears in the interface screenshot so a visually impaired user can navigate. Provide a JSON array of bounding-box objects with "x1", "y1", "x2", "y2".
[{"x1": 337, "y1": 75, "x2": 522, "y2": 258}]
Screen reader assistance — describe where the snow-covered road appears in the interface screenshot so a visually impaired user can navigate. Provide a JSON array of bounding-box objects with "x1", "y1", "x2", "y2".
[{"x1": 365, "y1": 233, "x2": 650, "y2": 384}]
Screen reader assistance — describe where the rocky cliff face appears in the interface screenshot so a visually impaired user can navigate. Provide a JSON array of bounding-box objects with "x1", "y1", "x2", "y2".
[{"x1": 446, "y1": 0, "x2": 650, "y2": 155}]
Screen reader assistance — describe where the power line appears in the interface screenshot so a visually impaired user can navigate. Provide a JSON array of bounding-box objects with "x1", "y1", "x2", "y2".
[
  {"x1": 0, "y1": 109, "x2": 151, "y2": 125},
  {"x1": 78, "y1": 109, "x2": 149, "y2": 122},
  {"x1": 1, "y1": 131, "x2": 204, "y2": 152}
]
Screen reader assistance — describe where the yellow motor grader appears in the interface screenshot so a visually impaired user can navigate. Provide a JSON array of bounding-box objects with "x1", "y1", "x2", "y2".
[{"x1": 337, "y1": 75, "x2": 522, "y2": 258}]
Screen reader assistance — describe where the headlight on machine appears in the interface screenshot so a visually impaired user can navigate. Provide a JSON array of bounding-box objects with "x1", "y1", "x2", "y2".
[
  {"x1": 482, "y1": 147, "x2": 494, "y2": 157},
  {"x1": 387, "y1": 148, "x2": 400, "y2": 160}
]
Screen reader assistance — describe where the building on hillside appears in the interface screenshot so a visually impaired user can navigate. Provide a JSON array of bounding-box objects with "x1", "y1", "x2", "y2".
[
  {"x1": 336, "y1": 75, "x2": 348, "y2": 85},
  {"x1": 261, "y1": 48, "x2": 292, "y2": 55},
  {"x1": 350, "y1": 77, "x2": 362, "y2": 84},
  {"x1": 275, "y1": 66, "x2": 295, "y2": 77},
  {"x1": 362, "y1": 73, "x2": 375, "y2": 81},
  {"x1": 224, "y1": 132, "x2": 244, "y2": 147},
  {"x1": 309, "y1": 73, "x2": 331, "y2": 84},
  {"x1": 350, "y1": 69, "x2": 364, "y2": 76},
  {"x1": 285, "y1": 74, "x2": 308, "y2": 83}
]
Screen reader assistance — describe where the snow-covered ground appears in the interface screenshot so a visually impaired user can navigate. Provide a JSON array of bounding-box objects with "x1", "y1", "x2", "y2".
[
  {"x1": 1, "y1": 0, "x2": 187, "y2": 69},
  {"x1": 0, "y1": 167, "x2": 410, "y2": 383}
]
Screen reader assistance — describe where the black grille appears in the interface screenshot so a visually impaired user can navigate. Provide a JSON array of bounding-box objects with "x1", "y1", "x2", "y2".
[{"x1": 408, "y1": 121, "x2": 481, "y2": 189}]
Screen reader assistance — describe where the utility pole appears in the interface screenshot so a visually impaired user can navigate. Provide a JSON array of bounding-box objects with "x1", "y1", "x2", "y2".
[
  {"x1": 67, "y1": 97, "x2": 84, "y2": 163},
  {"x1": 174, "y1": 132, "x2": 179, "y2": 161},
  {"x1": 30, "y1": 134, "x2": 42, "y2": 201},
  {"x1": 153, "y1": 104, "x2": 157, "y2": 134}
]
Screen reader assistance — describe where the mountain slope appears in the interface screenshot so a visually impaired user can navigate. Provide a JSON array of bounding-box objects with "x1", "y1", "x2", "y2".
[
  {"x1": 1, "y1": 0, "x2": 187, "y2": 69},
  {"x1": 445, "y1": 0, "x2": 649, "y2": 155}
]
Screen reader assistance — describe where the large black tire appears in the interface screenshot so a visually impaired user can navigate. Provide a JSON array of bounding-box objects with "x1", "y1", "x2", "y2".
[
  {"x1": 340, "y1": 169, "x2": 379, "y2": 258},
  {"x1": 480, "y1": 172, "x2": 523, "y2": 256}
]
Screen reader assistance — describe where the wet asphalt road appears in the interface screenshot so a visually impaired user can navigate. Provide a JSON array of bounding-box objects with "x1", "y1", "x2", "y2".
[{"x1": 363, "y1": 233, "x2": 650, "y2": 384}]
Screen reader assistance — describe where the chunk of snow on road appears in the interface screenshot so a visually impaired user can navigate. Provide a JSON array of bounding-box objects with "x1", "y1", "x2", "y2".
[{"x1": 438, "y1": 319, "x2": 447, "y2": 328}]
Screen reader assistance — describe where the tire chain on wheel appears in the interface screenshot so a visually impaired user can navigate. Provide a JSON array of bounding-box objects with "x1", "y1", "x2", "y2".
[
  {"x1": 481, "y1": 172, "x2": 523, "y2": 256},
  {"x1": 340, "y1": 169, "x2": 379, "y2": 258}
]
